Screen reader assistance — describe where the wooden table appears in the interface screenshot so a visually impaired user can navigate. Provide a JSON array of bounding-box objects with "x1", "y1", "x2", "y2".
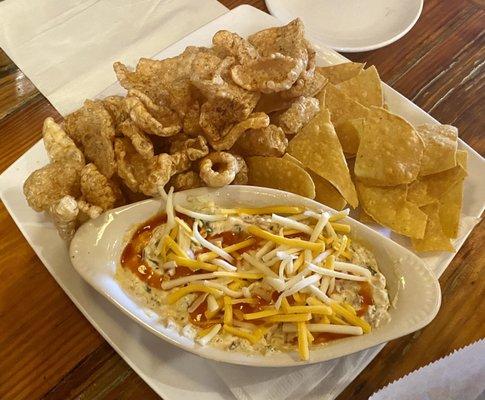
[{"x1": 0, "y1": 0, "x2": 483, "y2": 399}]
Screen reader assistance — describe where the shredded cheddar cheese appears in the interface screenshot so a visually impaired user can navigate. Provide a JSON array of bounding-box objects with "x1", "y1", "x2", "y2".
[{"x1": 247, "y1": 225, "x2": 324, "y2": 252}]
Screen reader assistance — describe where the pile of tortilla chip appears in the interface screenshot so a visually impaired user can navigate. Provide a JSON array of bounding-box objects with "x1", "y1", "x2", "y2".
[{"x1": 23, "y1": 19, "x2": 467, "y2": 252}]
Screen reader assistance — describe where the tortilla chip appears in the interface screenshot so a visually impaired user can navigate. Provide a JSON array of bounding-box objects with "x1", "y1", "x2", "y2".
[
  {"x1": 412, "y1": 203, "x2": 454, "y2": 252},
  {"x1": 282, "y1": 153, "x2": 346, "y2": 210},
  {"x1": 287, "y1": 108, "x2": 358, "y2": 207},
  {"x1": 318, "y1": 84, "x2": 369, "y2": 155},
  {"x1": 340, "y1": 118, "x2": 365, "y2": 158},
  {"x1": 315, "y1": 62, "x2": 364, "y2": 85},
  {"x1": 358, "y1": 209, "x2": 378, "y2": 224},
  {"x1": 438, "y1": 150, "x2": 467, "y2": 238},
  {"x1": 247, "y1": 156, "x2": 315, "y2": 198},
  {"x1": 407, "y1": 149, "x2": 467, "y2": 207},
  {"x1": 424, "y1": 150, "x2": 468, "y2": 198},
  {"x1": 355, "y1": 107, "x2": 424, "y2": 186},
  {"x1": 438, "y1": 182, "x2": 463, "y2": 239},
  {"x1": 417, "y1": 124, "x2": 458, "y2": 176},
  {"x1": 356, "y1": 181, "x2": 427, "y2": 238},
  {"x1": 336, "y1": 66, "x2": 383, "y2": 108},
  {"x1": 407, "y1": 180, "x2": 435, "y2": 207}
]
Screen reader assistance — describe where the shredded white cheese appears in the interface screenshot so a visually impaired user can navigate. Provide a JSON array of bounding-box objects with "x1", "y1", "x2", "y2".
[
  {"x1": 211, "y1": 258, "x2": 237, "y2": 272},
  {"x1": 176, "y1": 204, "x2": 227, "y2": 222},
  {"x1": 242, "y1": 253, "x2": 279, "y2": 278},
  {"x1": 203, "y1": 280, "x2": 242, "y2": 298},
  {"x1": 271, "y1": 214, "x2": 313, "y2": 234},
  {"x1": 197, "y1": 324, "x2": 222, "y2": 345},
  {"x1": 307, "y1": 263, "x2": 368, "y2": 282},
  {"x1": 161, "y1": 272, "x2": 218, "y2": 290},
  {"x1": 310, "y1": 211, "x2": 329, "y2": 242},
  {"x1": 192, "y1": 221, "x2": 234, "y2": 262},
  {"x1": 333, "y1": 261, "x2": 372, "y2": 278}
]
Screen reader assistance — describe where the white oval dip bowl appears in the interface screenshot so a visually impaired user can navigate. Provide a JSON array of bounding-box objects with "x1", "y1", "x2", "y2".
[{"x1": 70, "y1": 186, "x2": 441, "y2": 367}]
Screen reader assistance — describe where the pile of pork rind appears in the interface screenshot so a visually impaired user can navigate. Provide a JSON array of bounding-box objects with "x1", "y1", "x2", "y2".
[{"x1": 24, "y1": 19, "x2": 327, "y2": 240}]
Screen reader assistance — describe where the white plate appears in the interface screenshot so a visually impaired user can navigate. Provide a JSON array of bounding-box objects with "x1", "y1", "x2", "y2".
[
  {"x1": 70, "y1": 186, "x2": 441, "y2": 367},
  {"x1": 265, "y1": 0, "x2": 423, "y2": 52},
  {"x1": 0, "y1": 5, "x2": 483, "y2": 399}
]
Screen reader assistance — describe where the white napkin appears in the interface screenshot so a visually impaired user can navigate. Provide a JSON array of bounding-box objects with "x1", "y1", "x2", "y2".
[
  {"x1": 370, "y1": 339, "x2": 485, "y2": 400},
  {"x1": 0, "y1": 0, "x2": 227, "y2": 115},
  {"x1": 212, "y1": 345, "x2": 384, "y2": 400}
]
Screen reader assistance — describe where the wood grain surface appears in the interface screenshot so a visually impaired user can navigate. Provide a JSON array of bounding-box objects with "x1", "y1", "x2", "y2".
[{"x1": 0, "y1": 1, "x2": 483, "y2": 399}]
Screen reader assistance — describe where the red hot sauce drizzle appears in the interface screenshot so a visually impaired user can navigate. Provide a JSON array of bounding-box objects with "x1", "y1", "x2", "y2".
[
  {"x1": 357, "y1": 281, "x2": 374, "y2": 316},
  {"x1": 120, "y1": 212, "x2": 196, "y2": 288},
  {"x1": 120, "y1": 213, "x2": 167, "y2": 289}
]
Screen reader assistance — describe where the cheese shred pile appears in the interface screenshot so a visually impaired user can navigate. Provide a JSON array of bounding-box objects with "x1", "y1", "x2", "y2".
[{"x1": 140, "y1": 193, "x2": 374, "y2": 361}]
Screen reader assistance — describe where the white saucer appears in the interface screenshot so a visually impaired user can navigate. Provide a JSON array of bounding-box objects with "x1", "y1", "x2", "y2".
[{"x1": 265, "y1": 0, "x2": 423, "y2": 52}]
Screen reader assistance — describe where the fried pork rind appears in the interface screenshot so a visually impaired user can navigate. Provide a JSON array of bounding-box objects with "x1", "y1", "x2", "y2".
[
  {"x1": 169, "y1": 152, "x2": 192, "y2": 174},
  {"x1": 82, "y1": 129, "x2": 116, "y2": 179},
  {"x1": 248, "y1": 18, "x2": 308, "y2": 69},
  {"x1": 278, "y1": 40, "x2": 326, "y2": 99},
  {"x1": 113, "y1": 47, "x2": 200, "y2": 107},
  {"x1": 277, "y1": 96, "x2": 319, "y2": 135},
  {"x1": 199, "y1": 100, "x2": 231, "y2": 142},
  {"x1": 356, "y1": 181, "x2": 428, "y2": 239},
  {"x1": 355, "y1": 107, "x2": 424, "y2": 186},
  {"x1": 64, "y1": 100, "x2": 116, "y2": 178},
  {"x1": 194, "y1": 68, "x2": 260, "y2": 110},
  {"x1": 191, "y1": 48, "x2": 225, "y2": 80},
  {"x1": 211, "y1": 112, "x2": 270, "y2": 150},
  {"x1": 114, "y1": 138, "x2": 173, "y2": 196},
  {"x1": 169, "y1": 171, "x2": 203, "y2": 191},
  {"x1": 212, "y1": 30, "x2": 258, "y2": 64},
  {"x1": 232, "y1": 154, "x2": 248, "y2": 185},
  {"x1": 102, "y1": 95, "x2": 129, "y2": 128},
  {"x1": 124, "y1": 90, "x2": 181, "y2": 137},
  {"x1": 49, "y1": 195, "x2": 79, "y2": 241},
  {"x1": 119, "y1": 119, "x2": 154, "y2": 159},
  {"x1": 234, "y1": 124, "x2": 287, "y2": 157},
  {"x1": 23, "y1": 162, "x2": 81, "y2": 212},
  {"x1": 247, "y1": 156, "x2": 315, "y2": 198},
  {"x1": 80, "y1": 163, "x2": 123, "y2": 210},
  {"x1": 287, "y1": 109, "x2": 358, "y2": 207},
  {"x1": 316, "y1": 62, "x2": 365, "y2": 85},
  {"x1": 417, "y1": 123, "x2": 458, "y2": 176},
  {"x1": 194, "y1": 56, "x2": 260, "y2": 122},
  {"x1": 42, "y1": 117, "x2": 85, "y2": 168},
  {"x1": 182, "y1": 102, "x2": 203, "y2": 136},
  {"x1": 254, "y1": 93, "x2": 292, "y2": 114},
  {"x1": 336, "y1": 66, "x2": 383, "y2": 108},
  {"x1": 168, "y1": 135, "x2": 209, "y2": 175},
  {"x1": 412, "y1": 203, "x2": 454, "y2": 252},
  {"x1": 142, "y1": 153, "x2": 174, "y2": 196},
  {"x1": 114, "y1": 47, "x2": 224, "y2": 130},
  {"x1": 65, "y1": 99, "x2": 116, "y2": 144},
  {"x1": 115, "y1": 47, "x2": 212, "y2": 138},
  {"x1": 195, "y1": 57, "x2": 261, "y2": 141},
  {"x1": 231, "y1": 54, "x2": 302, "y2": 93},
  {"x1": 199, "y1": 152, "x2": 238, "y2": 187},
  {"x1": 280, "y1": 71, "x2": 327, "y2": 99},
  {"x1": 77, "y1": 199, "x2": 103, "y2": 221},
  {"x1": 169, "y1": 135, "x2": 209, "y2": 161}
]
